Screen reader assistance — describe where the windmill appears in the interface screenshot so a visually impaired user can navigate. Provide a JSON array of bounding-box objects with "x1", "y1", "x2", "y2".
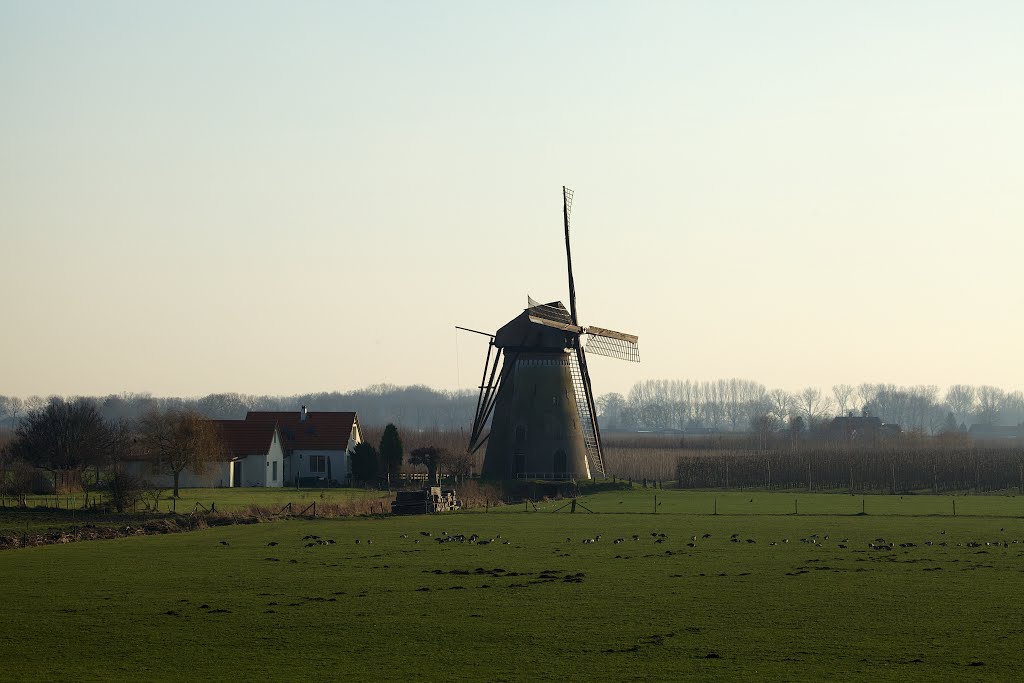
[{"x1": 462, "y1": 187, "x2": 639, "y2": 480}]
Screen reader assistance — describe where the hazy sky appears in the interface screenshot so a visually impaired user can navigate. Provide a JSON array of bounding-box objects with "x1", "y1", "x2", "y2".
[{"x1": 2, "y1": 1, "x2": 1022, "y2": 399}]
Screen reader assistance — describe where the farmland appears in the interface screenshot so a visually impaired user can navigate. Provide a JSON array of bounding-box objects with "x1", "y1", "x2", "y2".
[{"x1": 2, "y1": 489, "x2": 1023, "y2": 681}]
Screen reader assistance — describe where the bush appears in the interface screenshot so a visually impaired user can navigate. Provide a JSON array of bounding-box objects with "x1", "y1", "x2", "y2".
[
  {"x1": 2, "y1": 462, "x2": 36, "y2": 505},
  {"x1": 106, "y1": 469, "x2": 145, "y2": 513}
]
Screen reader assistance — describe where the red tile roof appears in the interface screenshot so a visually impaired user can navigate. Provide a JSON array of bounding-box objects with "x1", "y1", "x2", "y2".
[
  {"x1": 244, "y1": 411, "x2": 357, "y2": 454},
  {"x1": 212, "y1": 420, "x2": 278, "y2": 459}
]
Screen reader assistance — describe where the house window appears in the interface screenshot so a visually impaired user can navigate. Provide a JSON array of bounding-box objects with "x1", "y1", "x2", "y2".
[
  {"x1": 310, "y1": 455, "x2": 326, "y2": 474},
  {"x1": 272, "y1": 461, "x2": 278, "y2": 481}
]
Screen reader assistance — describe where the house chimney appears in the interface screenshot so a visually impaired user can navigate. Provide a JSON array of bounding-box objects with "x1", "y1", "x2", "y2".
[{"x1": 301, "y1": 405, "x2": 307, "y2": 422}]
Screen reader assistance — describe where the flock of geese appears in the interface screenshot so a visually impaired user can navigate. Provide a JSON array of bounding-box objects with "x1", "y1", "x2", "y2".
[{"x1": 233, "y1": 527, "x2": 1021, "y2": 553}]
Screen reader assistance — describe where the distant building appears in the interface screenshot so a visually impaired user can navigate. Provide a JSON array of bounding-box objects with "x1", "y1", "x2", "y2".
[
  {"x1": 827, "y1": 415, "x2": 901, "y2": 443},
  {"x1": 122, "y1": 406, "x2": 361, "y2": 488},
  {"x1": 245, "y1": 406, "x2": 362, "y2": 486},
  {"x1": 214, "y1": 420, "x2": 286, "y2": 487},
  {"x1": 967, "y1": 424, "x2": 1024, "y2": 442},
  {"x1": 124, "y1": 420, "x2": 285, "y2": 488}
]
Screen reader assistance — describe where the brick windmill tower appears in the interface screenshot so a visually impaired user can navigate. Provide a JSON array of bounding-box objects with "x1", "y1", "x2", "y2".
[{"x1": 464, "y1": 187, "x2": 639, "y2": 480}]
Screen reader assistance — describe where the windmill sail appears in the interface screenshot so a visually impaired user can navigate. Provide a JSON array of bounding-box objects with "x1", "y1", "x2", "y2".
[
  {"x1": 585, "y1": 326, "x2": 640, "y2": 362},
  {"x1": 568, "y1": 348, "x2": 604, "y2": 477}
]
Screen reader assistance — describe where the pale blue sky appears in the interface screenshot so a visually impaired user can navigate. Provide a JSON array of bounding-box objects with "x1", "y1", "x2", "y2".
[{"x1": 1, "y1": 1, "x2": 1022, "y2": 398}]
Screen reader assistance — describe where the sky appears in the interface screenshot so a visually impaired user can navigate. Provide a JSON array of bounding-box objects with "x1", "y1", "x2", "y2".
[{"x1": 1, "y1": 1, "x2": 1022, "y2": 399}]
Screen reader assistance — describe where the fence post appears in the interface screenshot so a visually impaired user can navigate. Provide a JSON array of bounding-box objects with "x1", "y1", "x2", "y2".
[
  {"x1": 794, "y1": 498, "x2": 798, "y2": 515},
  {"x1": 953, "y1": 498, "x2": 956, "y2": 516},
  {"x1": 654, "y1": 494, "x2": 657, "y2": 514}
]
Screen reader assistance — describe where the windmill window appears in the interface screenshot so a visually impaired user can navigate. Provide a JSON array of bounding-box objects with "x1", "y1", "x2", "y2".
[
  {"x1": 515, "y1": 425, "x2": 527, "y2": 444},
  {"x1": 551, "y1": 395, "x2": 559, "y2": 407},
  {"x1": 553, "y1": 449, "x2": 567, "y2": 474},
  {"x1": 513, "y1": 449, "x2": 525, "y2": 475}
]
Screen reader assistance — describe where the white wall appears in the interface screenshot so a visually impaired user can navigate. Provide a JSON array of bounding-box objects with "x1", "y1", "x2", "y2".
[
  {"x1": 280, "y1": 418, "x2": 362, "y2": 485},
  {"x1": 236, "y1": 432, "x2": 285, "y2": 487},
  {"x1": 287, "y1": 449, "x2": 347, "y2": 485},
  {"x1": 264, "y1": 432, "x2": 284, "y2": 487}
]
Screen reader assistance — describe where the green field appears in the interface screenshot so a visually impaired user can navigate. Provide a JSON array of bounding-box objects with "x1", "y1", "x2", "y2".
[
  {"x1": 2, "y1": 489, "x2": 1023, "y2": 681},
  {"x1": 10, "y1": 486, "x2": 388, "y2": 512},
  {"x1": 0, "y1": 487, "x2": 391, "y2": 534}
]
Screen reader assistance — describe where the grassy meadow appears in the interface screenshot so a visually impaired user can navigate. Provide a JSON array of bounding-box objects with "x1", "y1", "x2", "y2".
[
  {"x1": 0, "y1": 487, "x2": 391, "y2": 535},
  {"x1": 2, "y1": 489, "x2": 1024, "y2": 681}
]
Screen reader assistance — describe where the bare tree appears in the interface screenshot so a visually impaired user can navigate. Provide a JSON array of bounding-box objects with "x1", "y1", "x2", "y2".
[
  {"x1": 443, "y1": 449, "x2": 476, "y2": 482},
  {"x1": 855, "y1": 383, "x2": 877, "y2": 415},
  {"x1": 0, "y1": 396, "x2": 25, "y2": 427},
  {"x1": 832, "y1": 384, "x2": 855, "y2": 416},
  {"x1": 23, "y1": 396, "x2": 47, "y2": 413},
  {"x1": 769, "y1": 389, "x2": 793, "y2": 424},
  {"x1": 945, "y1": 384, "x2": 976, "y2": 426},
  {"x1": 797, "y1": 387, "x2": 833, "y2": 427},
  {"x1": 787, "y1": 414, "x2": 805, "y2": 450},
  {"x1": 10, "y1": 397, "x2": 112, "y2": 492},
  {"x1": 976, "y1": 386, "x2": 1004, "y2": 426},
  {"x1": 138, "y1": 409, "x2": 222, "y2": 498},
  {"x1": 750, "y1": 411, "x2": 778, "y2": 451}
]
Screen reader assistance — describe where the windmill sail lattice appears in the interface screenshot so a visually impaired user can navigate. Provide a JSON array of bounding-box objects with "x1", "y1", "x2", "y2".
[
  {"x1": 585, "y1": 330, "x2": 640, "y2": 362},
  {"x1": 568, "y1": 349, "x2": 604, "y2": 476}
]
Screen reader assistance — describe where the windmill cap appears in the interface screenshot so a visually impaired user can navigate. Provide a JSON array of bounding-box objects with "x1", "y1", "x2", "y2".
[{"x1": 494, "y1": 303, "x2": 576, "y2": 350}]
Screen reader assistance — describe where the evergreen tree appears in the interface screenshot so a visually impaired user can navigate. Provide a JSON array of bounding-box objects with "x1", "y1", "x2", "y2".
[
  {"x1": 379, "y1": 423, "x2": 404, "y2": 482},
  {"x1": 349, "y1": 442, "x2": 379, "y2": 484}
]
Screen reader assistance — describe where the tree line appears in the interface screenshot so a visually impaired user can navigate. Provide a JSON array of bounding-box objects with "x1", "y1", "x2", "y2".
[
  {"x1": 0, "y1": 397, "x2": 226, "y2": 504},
  {"x1": 597, "y1": 381, "x2": 1024, "y2": 434},
  {"x1": 673, "y1": 442, "x2": 1024, "y2": 494},
  {"x1": 5, "y1": 381, "x2": 1022, "y2": 437},
  {"x1": 0, "y1": 384, "x2": 476, "y2": 430}
]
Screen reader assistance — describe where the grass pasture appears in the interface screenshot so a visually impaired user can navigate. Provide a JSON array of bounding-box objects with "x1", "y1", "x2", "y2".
[
  {"x1": 0, "y1": 487, "x2": 391, "y2": 535},
  {"x1": 2, "y1": 490, "x2": 1023, "y2": 681}
]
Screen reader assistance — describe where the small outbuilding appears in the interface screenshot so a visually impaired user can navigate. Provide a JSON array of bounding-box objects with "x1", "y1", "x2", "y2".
[{"x1": 123, "y1": 420, "x2": 285, "y2": 488}]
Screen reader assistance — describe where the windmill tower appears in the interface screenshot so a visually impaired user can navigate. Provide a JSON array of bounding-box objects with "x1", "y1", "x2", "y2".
[{"x1": 464, "y1": 187, "x2": 639, "y2": 480}]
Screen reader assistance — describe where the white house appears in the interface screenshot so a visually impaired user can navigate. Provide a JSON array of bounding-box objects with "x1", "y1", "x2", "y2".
[
  {"x1": 214, "y1": 420, "x2": 286, "y2": 487},
  {"x1": 124, "y1": 420, "x2": 285, "y2": 488},
  {"x1": 245, "y1": 407, "x2": 362, "y2": 486}
]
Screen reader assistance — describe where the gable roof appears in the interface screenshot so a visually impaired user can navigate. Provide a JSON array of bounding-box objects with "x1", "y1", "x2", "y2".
[
  {"x1": 245, "y1": 411, "x2": 357, "y2": 453},
  {"x1": 212, "y1": 420, "x2": 278, "y2": 459}
]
